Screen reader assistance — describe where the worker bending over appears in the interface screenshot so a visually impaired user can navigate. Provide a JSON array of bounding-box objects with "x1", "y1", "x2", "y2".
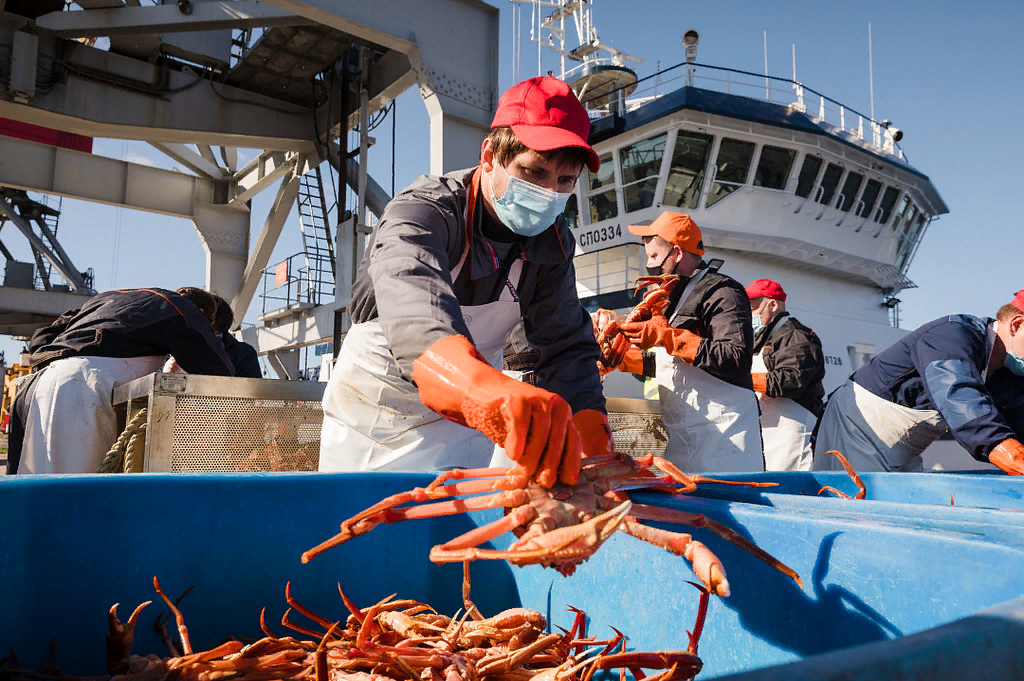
[
  {"x1": 8, "y1": 287, "x2": 233, "y2": 474},
  {"x1": 318, "y1": 76, "x2": 611, "y2": 486},
  {"x1": 814, "y1": 291, "x2": 1024, "y2": 474},
  {"x1": 612, "y1": 212, "x2": 763, "y2": 472},
  {"x1": 746, "y1": 279, "x2": 825, "y2": 471},
  {"x1": 212, "y1": 295, "x2": 262, "y2": 378}
]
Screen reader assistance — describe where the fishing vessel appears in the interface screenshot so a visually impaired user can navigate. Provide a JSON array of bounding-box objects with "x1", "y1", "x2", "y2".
[{"x1": 508, "y1": 1, "x2": 972, "y2": 468}]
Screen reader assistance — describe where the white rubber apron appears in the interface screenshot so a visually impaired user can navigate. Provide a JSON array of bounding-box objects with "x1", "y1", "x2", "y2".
[
  {"x1": 752, "y1": 351, "x2": 816, "y2": 471},
  {"x1": 19, "y1": 355, "x2": 168, "y2": 474},
  {"x1": 813, "y1": 380, "x2": 946, "y2": 473},
  {"x1": 655, "y1": 269, "x2": 764, "y2": 472},
  {"x1": 319, "y1": 177, "x2": 523, "y2": 473}
]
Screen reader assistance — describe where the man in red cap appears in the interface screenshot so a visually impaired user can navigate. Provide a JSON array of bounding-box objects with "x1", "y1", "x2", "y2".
[
  {"x1": 814, "y1": 292, "x2": 1024, "y2": 475},
  {"x1": 746, "y1": 279, "x2": 825, "y2": 471},
  {"x1": 318, "y1": 76, "x2": 611, "y2": 486},
  {"x1": 610, "y1": 211, "x2": 764, "y2": 472}
]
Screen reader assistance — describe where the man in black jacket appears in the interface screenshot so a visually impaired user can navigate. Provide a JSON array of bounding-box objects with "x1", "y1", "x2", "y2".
[
  {"x1": 746, "y1": 279, "x2": 825, "y2": 470},
  {"x1": 212, "y1": 296, "x2": 263, "y2": 378},
  {"x1": 9, "y1": 287, "x2": 233, "y2": 474},
  {"x1": 615, "y1": 212, "x2": 763, "y2": 472}
]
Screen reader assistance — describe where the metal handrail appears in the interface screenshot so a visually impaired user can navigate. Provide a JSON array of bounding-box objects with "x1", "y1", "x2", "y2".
[
  {"x1": 579, "y1": 60, "x2": 907, "y2": 161},
  {"x1": 260, "y1": 252, "x2": 334, "y2": 316}
]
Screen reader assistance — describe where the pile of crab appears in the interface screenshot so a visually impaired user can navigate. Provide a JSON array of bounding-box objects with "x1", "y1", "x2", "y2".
[{"x1": 3, "y1": 574, "x2": 712, "y2": 681}]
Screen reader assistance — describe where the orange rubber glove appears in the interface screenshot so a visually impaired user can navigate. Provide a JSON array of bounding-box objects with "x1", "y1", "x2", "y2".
[
  {"x1": 989, "y1": 438, "x2": 1024, "y2": 476},
  {"x1": 751, "y1": 372, "x2": 768, "y2": 394},
  {"x1": 619, "y1": 318, "x2": 702, "y2": 364},
  {"x1": 413, "y1": 335, "x2": 582, "y2": 487},
  {"x1": 573, "y1": 409, "x2": 614, "y2": 458},
  {"x1": 617, "y1": 345, "x2": 645, "y2": 375}
]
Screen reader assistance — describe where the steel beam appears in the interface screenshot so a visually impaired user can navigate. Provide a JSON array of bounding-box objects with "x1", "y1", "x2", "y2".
[
  {"x1": 0, "y1": 32, "x2": 313, "y2": 150},
  {"x1": 238, "y1": 301, "x2": 339, "y2": 354},
  {"x1": 0, "y1": 135, "x2": 217, "y2": 218},
  {"x1": 150, "y1": 142, "x2": 227, "y2": 178},
  {"x1": 37, "y1": 1, "x2": 311, "y2": 38},
  {"x1": 0, "y1": 286, "x2": 93, "y2": 317},
  {"x1": 231, "y1": 165, "x2": 303, "y2": 328},
  {"x1": 232, "y1": 151, "x2": 297, "y2": 205},
  {"x1": 0, "y1": 197, "x2": 89, "y2": 292}
]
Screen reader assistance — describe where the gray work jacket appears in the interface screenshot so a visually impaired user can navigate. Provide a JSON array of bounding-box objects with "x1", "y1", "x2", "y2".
[{"x1": 347, "y1": 167, "x2": 605, "y2": 415}]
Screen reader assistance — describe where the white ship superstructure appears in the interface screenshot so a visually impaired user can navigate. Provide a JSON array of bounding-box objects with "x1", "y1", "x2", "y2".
[{"x1": 514, "y1": 2, "x2": 949, "y2": 400}]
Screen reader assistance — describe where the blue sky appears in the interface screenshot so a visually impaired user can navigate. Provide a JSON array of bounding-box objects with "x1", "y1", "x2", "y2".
[{"x1": 2, "y1": 0, "x2": 1022, "y2": 368}]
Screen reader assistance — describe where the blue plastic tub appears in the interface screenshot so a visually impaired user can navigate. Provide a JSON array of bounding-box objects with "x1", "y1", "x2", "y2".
[
  {"x1": 3, "y1": 473, "x2": 1024, "y2": 680},
  {"x1": 688, "y1": 471, "x2": 1024, "y2": 510}
]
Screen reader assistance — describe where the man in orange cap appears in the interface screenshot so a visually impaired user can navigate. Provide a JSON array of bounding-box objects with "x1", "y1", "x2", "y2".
[
  {"x1": 745, "y1": 279, "x2": 825, "y2": 471},
  {"x1": 318, "y1": 76, "x2": 612, "y2": 486},
  {"x1": 814, "y1": 292, "x2": 1024, "y2": 474},
  {"x1": 611, "y1": 211, "x2": 764, "y2": 472}
]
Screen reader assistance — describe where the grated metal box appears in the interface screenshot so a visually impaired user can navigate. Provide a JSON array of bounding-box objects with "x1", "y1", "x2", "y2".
[
  {"x1": 606, "y1": 396, "x2": 667, "y2": 457},
  {"x1": 112, "y1": 372, "x2": 324, "y2": 473}
]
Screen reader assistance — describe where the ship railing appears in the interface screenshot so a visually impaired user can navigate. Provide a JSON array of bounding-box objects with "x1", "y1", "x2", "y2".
[
  {"x1": 578, "y1": 60, "x2": 907, "y2": 162},
  {"x1": 259, "y1": 252, "x2": 334, "y2": 318}
]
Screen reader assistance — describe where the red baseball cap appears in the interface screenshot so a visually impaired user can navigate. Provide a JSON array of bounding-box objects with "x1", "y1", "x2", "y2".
[
  {"x1": 746, "y1": 279, "x2": 787, "y2": 302},
  {"x1": 1013, "y1": 289, "x2": 1024, "y2": 313},
  {"x1": 491, "y1": 76, "x2": 600, "y2": 173}
]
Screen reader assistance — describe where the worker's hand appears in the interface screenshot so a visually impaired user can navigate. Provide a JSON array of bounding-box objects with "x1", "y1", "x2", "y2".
[
  {"x1": 599, "y1": 344, "x2": 644, "y2": 378},
  {"x1": 619, "y1": 319, "x2": 702, "y2": 363},
  {"x1": 751, "y1": 372, "x2": 768, "y2": 394},
  {"x1": 414, "y1": 335, "x2": 582, "y2": 487},
  {"x1": 573, "y1": 409, "x2": 614, "y2": 458},
  {"x1": 989, "y1": 438, "x2": 1024, "y2": 476}
]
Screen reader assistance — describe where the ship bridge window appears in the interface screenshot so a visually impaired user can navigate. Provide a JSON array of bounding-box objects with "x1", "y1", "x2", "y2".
[
  {"x1": 587, "y1": 152, "x2": 617, "y2": 223},
  {"x1": 837, "y1": 172, "x2": 864, "y2": 212},
  {"x1": 753, "y1": 145, "x2": 796, "y2": 190},
  {"x1": 619, "y1": 133, "x2": 667, "y2": 212},
  {"x1": 856, "y1": 179, "x2": 882, "y2": 218},
  {"x1": 815, "y1": 163, "x2": 844, "y2": 205},
  {"x1": 891, "y1": 195, "x2": 911, "y2": 229},
  {"x1": 795, "y1": 154, "x2": 823, "y2": 198},
  {"x1": 663, "y1": 130, "x2": 713, "y2": 210},
  {"x1": 897, "y1": 211, "x2": 928, "y2": 269},
  {"x1": 875, "y1": 186, "x2": 900, "y2": 223},
  {"x1": 706, "y1": 138, "x2": 756, "y2": 208}
]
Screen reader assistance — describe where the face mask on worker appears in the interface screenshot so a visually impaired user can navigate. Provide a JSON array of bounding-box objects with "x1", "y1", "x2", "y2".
[
  {"x1": 1006, "y1": 325, "x2": 1024, "y2": 377},
  {"x1": 751, "y1": 314, "x2": 765, "y2": 337},
  {"x1": 646, "y1": 250, "x2": 677, "y2": 277},
  {"x1": 489, "y1": 163, "x2": 572, "y2": 238}
]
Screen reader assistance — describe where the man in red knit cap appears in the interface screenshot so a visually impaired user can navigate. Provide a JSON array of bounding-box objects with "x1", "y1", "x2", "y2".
[
  {"x1": 318, "y1": 77, "x2": 611, "y2": 485},
  {"x1": 814, "y1": 291, "x2": 1024, "y2": 474}
]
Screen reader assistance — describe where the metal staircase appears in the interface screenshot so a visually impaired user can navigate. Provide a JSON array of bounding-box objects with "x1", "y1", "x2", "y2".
[
  {"x1": 33, "y1": 194, "x2": 62, "y2": 290},
  {"x1": 297, "y1": 165, "x2": 336, "y2": 305}
]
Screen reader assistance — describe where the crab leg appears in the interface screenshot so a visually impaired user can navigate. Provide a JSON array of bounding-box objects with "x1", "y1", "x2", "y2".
[
  {"x1": 626, "y1": 503, "x2": 802, "y2": 588},
  {"x1": 818, "y1": 450, "x2": 867, "y2": 499},
  {"x1": 619, "y1": 520, "x2": 729, "y2": 597}
]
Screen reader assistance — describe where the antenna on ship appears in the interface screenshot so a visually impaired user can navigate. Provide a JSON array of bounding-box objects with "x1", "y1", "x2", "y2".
[{"x1": 510, "y1": 0, "x2": 641, "y2": 113}]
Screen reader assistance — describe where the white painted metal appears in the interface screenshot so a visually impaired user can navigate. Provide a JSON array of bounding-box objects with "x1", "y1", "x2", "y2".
[
  {"x1": 149, "y1": 142, "x2": 228, "y2": 179},
  {"x1": 192, "y1": 201, "x2": 251, "y2": 300},
  {"x1": 0, "y1": 197, "x2": 89, "y2": 292}
]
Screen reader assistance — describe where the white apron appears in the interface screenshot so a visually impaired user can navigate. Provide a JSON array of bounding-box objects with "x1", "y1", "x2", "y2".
[
  {"x1": 319, "y1": 175, "x2": 523, "y2": 473},
  {"x1": 655, "y1": 269, "x2": 764, "y2": 472},
  {"x1": 19, "y1": 355, "x2": 168, "y2": 474},
  {"x1": 752, "y1": 351, "x2": 816, "y2": 471},
  {"x1": 813, "y1": 380, "x2": 947, "y2": 473}
]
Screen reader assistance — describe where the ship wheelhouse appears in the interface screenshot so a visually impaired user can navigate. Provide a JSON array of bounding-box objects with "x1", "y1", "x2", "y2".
[{"x1": 569, "y1": 84, "x2": 949, "y2": 319}]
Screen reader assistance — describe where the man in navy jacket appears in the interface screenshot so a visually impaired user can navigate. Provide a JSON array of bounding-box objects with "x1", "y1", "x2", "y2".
[{"x1": 813, "y1": 291, "x2": 1024, "y2": 474}]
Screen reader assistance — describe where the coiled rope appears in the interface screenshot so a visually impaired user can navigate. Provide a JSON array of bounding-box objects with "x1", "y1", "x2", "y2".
[{"x1": 98, "y1": 408, "x2": 148, "y2": 473}]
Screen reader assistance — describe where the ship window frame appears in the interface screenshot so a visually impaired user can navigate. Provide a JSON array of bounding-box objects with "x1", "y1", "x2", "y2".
[
  {"x1": 752, "y1": 144, "x2": 797, "y2": 191},
  {"x1": 662, "y1": 128, "x2": 715, "y2": 210},
  {"x1": 873, "y1": 186, "x2": 901, "y2": 235},
  {"x1": 705, "y1": 136, "x2": 757, "y2": 208},
  {"x1": 585, "y1": 151, "x2": 619, "y2": 224},
  {"x1": 815, "y1": 162, "x2": 845, "y2": 206},
  {"x1": 856, "y1": 178, "x2": 883, "y2": 219},
  {"x1": 837, "y1": 171, "x2": 864, "y2": 212},
  {"x1": 618, "y1": 132, "x2": 669, "y2": 214},
  {"x1": 794, "y1": 153, "x2": 825, "y2": 199}
]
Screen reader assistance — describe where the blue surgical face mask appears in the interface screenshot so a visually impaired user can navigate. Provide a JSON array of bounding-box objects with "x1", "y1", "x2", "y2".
[
  {"x1": 489, "y1": 163, "x2": 572, "y2": 238},
  {"x1": 1006, "y1": 328, "x2": 1024, "y2": 377},
  {"x1": 751, "y1": 314, "x2": 765, "y2": 337}
]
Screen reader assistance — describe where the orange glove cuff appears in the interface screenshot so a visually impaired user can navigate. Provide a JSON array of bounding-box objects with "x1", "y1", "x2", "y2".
[
  {"x1": 618, "y1": 345, "x2": 645, "y2": 375},
  {"x1": 660, "y1": 327, "x2": 702, "y2": 363},
  {"x1": 751, "y1": 372, "x2": 768, "y2": 394},
  {"x1": 573, "y1": 409, "x2": 614, "y2": 458},
  {"x1": 989, "y1": 438, "x2": 1024, "y2": 476}
]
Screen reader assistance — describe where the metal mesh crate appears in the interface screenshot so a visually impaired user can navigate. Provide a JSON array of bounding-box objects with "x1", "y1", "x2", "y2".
[
  {"x1": 605, "y1": 397, "x2": 667, "y2": 457},
  {"x1": 112, "y1": 372, "x2": 324, "y2": 473}
]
